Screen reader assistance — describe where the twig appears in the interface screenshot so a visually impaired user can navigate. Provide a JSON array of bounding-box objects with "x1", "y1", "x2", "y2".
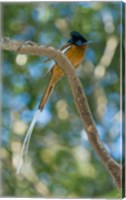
[{"x1": 0, "y1": 37, "x2": 122, "y2": 188}]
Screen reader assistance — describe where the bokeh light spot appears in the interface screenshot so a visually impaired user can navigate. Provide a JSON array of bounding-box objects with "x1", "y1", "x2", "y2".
[
  {"x1": 56, "y1": 99, "x2": 69, "y2": 120},
  {"x1": 16, "y1": 54, "x2": 28, "y2": 66},
  {"x1": 12, "y1": 120, "x2": 27, "y2": 135}
]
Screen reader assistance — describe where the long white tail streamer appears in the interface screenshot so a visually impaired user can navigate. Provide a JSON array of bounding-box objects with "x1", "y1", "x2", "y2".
[{"x1": 16, "y1": 109, "x2": 41, "y2": 175}]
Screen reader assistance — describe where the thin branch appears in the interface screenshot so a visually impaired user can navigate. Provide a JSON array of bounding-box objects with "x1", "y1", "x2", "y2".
[{"x1": 0, "y1": 37, "x2": 122, "y2": 188}]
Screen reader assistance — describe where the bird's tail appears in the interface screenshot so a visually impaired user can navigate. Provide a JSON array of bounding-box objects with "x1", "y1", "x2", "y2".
[
  {"x1": 38, "y1": 77, "x2": 57, "y2": 111},
  {"x1": 16, "y1": 71, "x2": 62, "y2": 174},
  {"x1": 16, "y1": 77, "x2": 57, "y2": 175}
]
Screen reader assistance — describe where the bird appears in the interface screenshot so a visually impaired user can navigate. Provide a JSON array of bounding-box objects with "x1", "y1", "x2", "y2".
[
  {"x1": 16, "y1": 31, "x2": 90, "y2": 174},
  {"x1": 38, "y1": 31, "x2": 90, "y2": 111}
]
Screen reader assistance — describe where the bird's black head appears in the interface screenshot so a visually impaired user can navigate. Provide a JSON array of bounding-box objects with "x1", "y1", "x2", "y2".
[{"x1": 68, "y1": 31, "x2": 88, "y2": 47}]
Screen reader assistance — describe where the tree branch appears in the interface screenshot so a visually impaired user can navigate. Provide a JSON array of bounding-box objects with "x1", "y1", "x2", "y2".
[{"x1": 0, "y1": 37, "x2": 122, "y2": 188}]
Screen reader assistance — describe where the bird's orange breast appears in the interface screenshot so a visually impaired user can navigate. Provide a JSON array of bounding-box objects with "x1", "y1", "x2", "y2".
[
  {"x1": 51, "y1": 44, "x2": 87, "y2": 83},
  {"x1": 66, "y1": 44, "x2": 87, "y2": 67}
]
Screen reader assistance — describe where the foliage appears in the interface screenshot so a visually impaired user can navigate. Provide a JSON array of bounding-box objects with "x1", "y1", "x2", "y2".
[{"x1": 1, "y1": 1, "x2": 123, "y2": 198}]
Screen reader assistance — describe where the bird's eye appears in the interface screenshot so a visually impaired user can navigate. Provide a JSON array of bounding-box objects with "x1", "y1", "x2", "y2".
[{"x1": 77, "y1": 40, "x2": 83, "y2": 46}]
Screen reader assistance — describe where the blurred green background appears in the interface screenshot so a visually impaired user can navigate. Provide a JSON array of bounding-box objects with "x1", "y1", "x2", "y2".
[{"x1": 1, "y1": 1, "x2": 123, "y2": 198}]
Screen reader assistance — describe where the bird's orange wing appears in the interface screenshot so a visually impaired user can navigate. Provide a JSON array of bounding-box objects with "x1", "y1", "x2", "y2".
[{"x1": 44, "y1": 43, "x2": 71, "y2": 63}]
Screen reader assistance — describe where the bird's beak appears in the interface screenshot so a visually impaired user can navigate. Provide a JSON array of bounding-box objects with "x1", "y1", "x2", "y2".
[{"x1": 85, "y1": 40, "x2": 93, "y2": 45}]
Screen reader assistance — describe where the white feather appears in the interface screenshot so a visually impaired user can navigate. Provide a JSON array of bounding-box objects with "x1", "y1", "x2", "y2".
[
  {"x1": 16, "y1": 109, "x2": 41, "y2": 174},
  {"x1": 61, "y1": 45, "x2": 71, "y2": 54}
]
